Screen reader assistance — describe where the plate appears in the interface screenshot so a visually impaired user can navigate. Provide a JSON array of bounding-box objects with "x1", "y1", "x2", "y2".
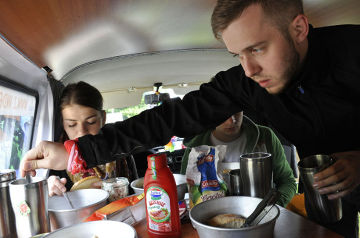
[{"x1": 43, "y1": 220, "x2": 137, "y2": 238}]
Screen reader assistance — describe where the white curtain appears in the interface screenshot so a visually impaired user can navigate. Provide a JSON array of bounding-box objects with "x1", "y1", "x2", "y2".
[{"x1": 0, "y1": 38, "x2": 54, "y2": 177}]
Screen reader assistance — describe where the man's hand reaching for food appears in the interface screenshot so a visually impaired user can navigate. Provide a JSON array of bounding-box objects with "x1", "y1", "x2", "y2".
[{"x1": 20, "y1": 141, "x2": 69, "y2": 177}]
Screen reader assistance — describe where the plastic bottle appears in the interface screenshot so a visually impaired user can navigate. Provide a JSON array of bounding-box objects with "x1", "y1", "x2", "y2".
[{"x1": 144, "y1": 153, "x2": 181, "y2": 238}]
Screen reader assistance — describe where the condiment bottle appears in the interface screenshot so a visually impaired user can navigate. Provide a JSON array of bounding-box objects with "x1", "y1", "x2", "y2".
[{"x1": 144, "y1": 153, "x2": 181, "y2": 238}]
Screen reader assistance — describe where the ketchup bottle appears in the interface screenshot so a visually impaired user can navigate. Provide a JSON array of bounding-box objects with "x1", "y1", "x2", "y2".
[{"x1": 144, "y1": 153, "x2": 181, "y2": 238}]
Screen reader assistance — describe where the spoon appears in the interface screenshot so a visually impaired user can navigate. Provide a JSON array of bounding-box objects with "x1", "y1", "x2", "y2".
[
  {"x1": 241, "y1": 188, "x2": 279, "y2": 228},
  {"x1": 63, "y1": 192, "x2": 74, "y2": 209},
  {"x1": 25, "y1": 172, "x2": 32, "y2": 184}
]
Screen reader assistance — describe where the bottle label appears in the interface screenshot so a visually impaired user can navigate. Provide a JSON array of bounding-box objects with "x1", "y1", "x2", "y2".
[{"x1": 146, "y1": 186, "x2": 172, "y2": 232}]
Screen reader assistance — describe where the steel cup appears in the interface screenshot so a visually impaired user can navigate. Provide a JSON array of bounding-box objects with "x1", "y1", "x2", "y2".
[
  {"x1": 0, "y1": 169, "x2": 17, "y2": 238},
  {"x1": 239, "y1": 152, "x2": 273, "y2": 198},
  {"x1": 9, "y1": 177, "x2": 50, "y2": 238},
  {"x1": 298, "y1": 154, "x2": 342, "y2": 224},
  {"x1": 229, "y1": 169, "x2": 242, "y2": 195}
]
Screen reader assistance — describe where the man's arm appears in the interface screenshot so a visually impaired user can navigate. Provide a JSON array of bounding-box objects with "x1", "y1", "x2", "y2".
[
  {"x1": 78, "y1": 67, "x2": 248, "y2": 168},
  {"x1": 20, "y1": 65, "x2": 253, "y2": 175}
]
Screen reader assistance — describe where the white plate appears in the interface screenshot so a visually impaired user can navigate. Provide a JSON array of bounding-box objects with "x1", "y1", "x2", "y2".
[{"x1": 44, "y1": 221, "x2": 137, "y2": 238}]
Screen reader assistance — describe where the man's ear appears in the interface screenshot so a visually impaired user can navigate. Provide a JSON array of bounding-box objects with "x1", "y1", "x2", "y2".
[
  {"x1": 290, "y1": 14, "x2": 309, "y2": 44},
  {"x1": 101, "y1": 110, "x2": 106, "y2": 126}
]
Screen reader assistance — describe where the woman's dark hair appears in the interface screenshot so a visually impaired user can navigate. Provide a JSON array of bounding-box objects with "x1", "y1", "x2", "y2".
[
  {"x1": 211, "y1": 0, "x2": 304, "y2": 40},
  {"x1": 58, "y1": 81, "x2": 103, "y2": 142},
  {"x1": 60, "y1": 81, "x2": 103, "y2": 111}
]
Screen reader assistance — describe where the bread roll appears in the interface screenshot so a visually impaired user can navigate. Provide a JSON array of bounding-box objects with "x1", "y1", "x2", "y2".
[
  {"x1": 208, "y1": 213, "x2": 246, "y2": 228},
  {"x1": 70, "y1": 176, "x2": 102, "y2": 191}
]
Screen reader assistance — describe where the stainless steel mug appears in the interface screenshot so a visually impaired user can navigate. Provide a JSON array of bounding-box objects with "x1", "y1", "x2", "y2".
[
  {"x1": 0, "y1": 169, "x2": 17, "y2": 238},
  {"x1": 229, "y1": 169, "x2": 242, "y2": 195},
  {"x1": 239, "y1": 152, "x2": 273, "y2": 198},
  {"x1": 9, "y1": 177, "x2": 50, "y2": 238},
  {"x1": 298, "y1": 154, "x2": 342, "y2": 224}
]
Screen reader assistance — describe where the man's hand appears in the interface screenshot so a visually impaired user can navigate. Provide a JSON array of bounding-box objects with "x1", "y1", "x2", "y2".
[
  {"x1": 313, "y1": 151, "x2": 360, "y2": 199},
  {"x1": 20, "y1": 141, "x2": 69, "y2": 177}
]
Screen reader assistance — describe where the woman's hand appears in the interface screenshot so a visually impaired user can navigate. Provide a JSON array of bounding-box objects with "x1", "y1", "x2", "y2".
[
  {"x1": 20, "y1": 141, "x2": 69, "y2": 177},
  {"x1": 48, "y1": 176, "x2": 67, "y2": 197}
]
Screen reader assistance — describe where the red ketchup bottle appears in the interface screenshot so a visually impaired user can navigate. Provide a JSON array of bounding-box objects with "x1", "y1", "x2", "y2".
[{"x1": 144, "y1": 153, "x2": 181, "y2": 238}]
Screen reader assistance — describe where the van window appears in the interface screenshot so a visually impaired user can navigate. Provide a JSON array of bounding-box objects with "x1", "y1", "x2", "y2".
[
  {"x1": 0, "y1": 80, "x2": 37, "y2": 176},
  {"x1": 106, "y1": 89, "x2": 185, "y2": 152},
  {"x1": 106, "y1": 88, "x2": 184, "y2": 122}
]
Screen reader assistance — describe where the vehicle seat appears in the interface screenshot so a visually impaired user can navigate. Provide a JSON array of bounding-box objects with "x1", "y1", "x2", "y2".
[{"x1": 283, "y1": 144, "x2": 299, "y2": 178}]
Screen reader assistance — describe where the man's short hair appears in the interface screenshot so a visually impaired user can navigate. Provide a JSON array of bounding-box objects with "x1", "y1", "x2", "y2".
[{"x1": 211, "y1": 0, "x2": 304, "y2": 40}]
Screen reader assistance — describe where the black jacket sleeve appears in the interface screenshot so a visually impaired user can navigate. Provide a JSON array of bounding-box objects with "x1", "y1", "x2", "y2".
[{"x1": 78, "y1": 65, "x2": 254, "y2": 168}]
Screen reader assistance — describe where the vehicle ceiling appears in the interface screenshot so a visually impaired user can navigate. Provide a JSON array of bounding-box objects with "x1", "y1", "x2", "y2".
[{"x1": 0, "y1": 0, "x2": 359, "y2": 108}]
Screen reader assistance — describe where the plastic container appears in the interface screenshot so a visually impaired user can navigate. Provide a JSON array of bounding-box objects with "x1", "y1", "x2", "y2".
[
  {"x1": 144, "y1": 153, "x2": 181, "y2": 238},
  {"x1": 102, "y1": 177, "x2": 129, "y2": 202}
]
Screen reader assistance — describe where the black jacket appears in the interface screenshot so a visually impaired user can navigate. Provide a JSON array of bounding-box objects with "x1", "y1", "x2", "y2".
[{"x1": 77, "y1": 24, "x2": 360, "y2": 167}]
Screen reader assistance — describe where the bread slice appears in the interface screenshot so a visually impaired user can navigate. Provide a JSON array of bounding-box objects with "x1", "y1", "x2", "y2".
[
  {"x1": 70, "y1": 176, "x2": 102, "y2": 191},
  {"x1": 208, "y1": 213, "x2": 246, "y2": 228}
]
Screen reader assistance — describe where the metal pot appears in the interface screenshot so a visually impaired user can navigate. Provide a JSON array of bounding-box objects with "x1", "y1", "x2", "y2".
[
  {"x1": 130, "y1": 174, "x2": 187, "y2": 201},
  {"x1": 189, "y1": 196, "x2": 280, "y2": 238},
  {"x1": 48, "y1": 189, "x2": 109, "y2": 230}
]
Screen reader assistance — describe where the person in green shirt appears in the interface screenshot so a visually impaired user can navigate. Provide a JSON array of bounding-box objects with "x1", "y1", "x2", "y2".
[{"x1": 180, "y1": 111, "x2": 296, "y2": 207}]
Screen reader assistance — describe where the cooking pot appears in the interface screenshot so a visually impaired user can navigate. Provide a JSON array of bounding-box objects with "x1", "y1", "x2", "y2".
[
  {"x1": 48, "y1": 189, "x2": 109, "y2": 230},
  {"x1": 130, "y1": 174, "x2": 187, "y2": 201},
  {"x1": 189, "y1": 196, "x2": 279, "y2": 238}
]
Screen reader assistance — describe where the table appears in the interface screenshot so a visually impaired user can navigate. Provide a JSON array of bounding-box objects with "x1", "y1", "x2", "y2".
[{"x1": 133, "y1": 207, "x2": 343, "y2": 238}]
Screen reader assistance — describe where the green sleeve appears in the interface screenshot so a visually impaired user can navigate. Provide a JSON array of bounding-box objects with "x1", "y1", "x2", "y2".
[
  {"x1": 180, "y1": 148, "x2": 191, "y2": 175},
  {"x1": 263, "y1": 128, "x2": 297, "y2": 207}
]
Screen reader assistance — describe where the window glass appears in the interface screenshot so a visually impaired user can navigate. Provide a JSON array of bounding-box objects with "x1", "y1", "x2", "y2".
[
  {"x1": 106, "y1": 88, "x2": 184, "y2": 151},
  {"x1": 106, "y1": 88, "x2": 184, "y2": 122},
  {"x1": 0, "y1": 84, "x2": 36, "y2": 176}
]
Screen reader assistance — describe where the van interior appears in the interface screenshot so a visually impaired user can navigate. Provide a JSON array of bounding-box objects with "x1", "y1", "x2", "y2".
[{"x1": 0, "y1": 0, "x2": 359, "y2": 177}]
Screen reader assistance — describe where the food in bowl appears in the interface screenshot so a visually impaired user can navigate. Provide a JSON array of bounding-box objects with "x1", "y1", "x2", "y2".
[
  {"x1": 101, "y1": 177, "x2": 129, "y2": 202},
  {"x1": 208, "y1": 214, "x2": 246, "y2": 228},
  {"x1": 70, "y1": 176, "x2": 102, "y2": 191}
]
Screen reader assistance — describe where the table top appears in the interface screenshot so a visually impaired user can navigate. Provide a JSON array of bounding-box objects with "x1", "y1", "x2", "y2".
[{"x1": 133, "y1": 206, "x2": 343, "y2": 238}]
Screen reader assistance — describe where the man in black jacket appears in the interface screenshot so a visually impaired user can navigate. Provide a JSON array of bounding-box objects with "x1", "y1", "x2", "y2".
[{"x1": 21, "y1": 0, "x2": 360, "y2": 237}]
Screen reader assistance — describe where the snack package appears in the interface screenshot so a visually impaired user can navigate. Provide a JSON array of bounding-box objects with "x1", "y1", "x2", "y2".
[
  {"x1": 186, "y1": 145, "x2": 227, "y2": 208},
  {"x1": 85, "y1": 193, "x2": 145, "y2": 225}
]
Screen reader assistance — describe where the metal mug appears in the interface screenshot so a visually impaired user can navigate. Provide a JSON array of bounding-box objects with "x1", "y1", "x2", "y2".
[
  {"x1": 229, "y1": 169, "x2": 242, "y2": 196},
  {"x1": 298, "y1": 154, "x2": 342, "y2": 224},
  {"x1": 9, "y1": 177, "x2": 50, "y2": 238},
  {"x1": 239, "y1": 152, "x2": 273, "y2": 198},
  {"x1": 0, "y1": 169, "x2": 17, "y2": 238}
]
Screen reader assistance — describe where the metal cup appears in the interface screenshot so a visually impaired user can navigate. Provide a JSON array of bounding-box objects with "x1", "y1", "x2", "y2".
[
  {"x1": 229, "y1": 169, "x2": 242, "y2": 195},
  {"x1": 239, "y1": 152, "x2": 273, "y2": 198},
  {"x1": 0, "y1": 169, "x2": 17, "y2": 238},
  {"x1": 298, "y1": 154, "x2": 342, "y2": 224},
  {"x1": 9, "y1": 177, "x2": 50, "y2": 238}
]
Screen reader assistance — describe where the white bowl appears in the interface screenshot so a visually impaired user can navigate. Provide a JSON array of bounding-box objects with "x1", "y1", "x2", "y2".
[
  {"x1": 48, "y1": 189, "x2": 109, "y2": 230},
  {"x1": 43, "y1": 220, "x2": 136, "y2": 238},
  {"x1": 189, "y1": 196, "x2": 280, "y2": 238},
  {"x1": 130, "y1": 174, "x2": 187, "y2": 201}
]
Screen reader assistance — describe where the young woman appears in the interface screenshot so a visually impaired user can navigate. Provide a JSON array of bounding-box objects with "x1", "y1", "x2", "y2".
[{"x1": 47, "y1": 81, "x2": 110, "y2": 196}]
